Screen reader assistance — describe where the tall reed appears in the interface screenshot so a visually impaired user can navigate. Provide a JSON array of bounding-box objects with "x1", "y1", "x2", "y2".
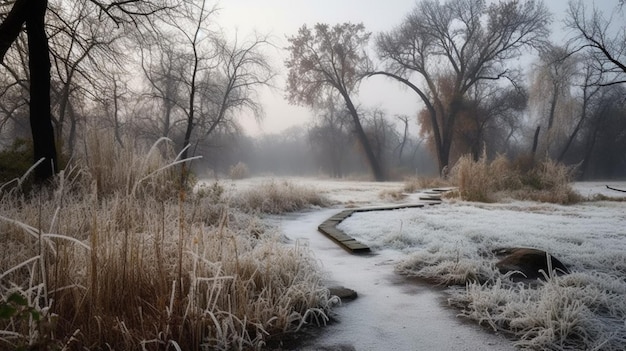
[{"x1": 0, "y1": 132, "x2": 334, "y2": 350}]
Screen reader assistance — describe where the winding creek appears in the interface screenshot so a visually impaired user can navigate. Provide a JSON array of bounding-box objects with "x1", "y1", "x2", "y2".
[{"x1": 271, "y1": 208, "x2": 516, "y2": 351}]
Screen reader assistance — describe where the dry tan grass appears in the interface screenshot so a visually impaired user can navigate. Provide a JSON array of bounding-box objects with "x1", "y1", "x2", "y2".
[
  {"x1": 403, "y1": 176, "x2": 452, "y2": 193},
  {"x1": 229, "y1": 162, "x2": 250, "y2": 180},
  {"x1": 449, "y1": 153, "x2": 581, "y2": 204},
  {"x1": 0, "y1": 133, "x2": 335, "y2": 350},
  {"x1": 378, "y1": 189, "x2": 407, "y2": 201}
]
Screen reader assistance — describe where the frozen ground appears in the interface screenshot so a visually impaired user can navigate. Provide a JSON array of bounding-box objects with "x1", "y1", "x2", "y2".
[{"x1": 218, "y1": 177, "x2": 626, "y2": 350}]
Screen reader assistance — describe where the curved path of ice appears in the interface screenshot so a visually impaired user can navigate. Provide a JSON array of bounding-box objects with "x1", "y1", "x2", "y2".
[{"x1": 275, "y1": 208, "x2": 516, "y2": 351}]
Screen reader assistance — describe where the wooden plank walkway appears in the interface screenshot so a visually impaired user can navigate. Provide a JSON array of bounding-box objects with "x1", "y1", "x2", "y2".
[{"x1": 317, "y1": 188, "x2": 454, "y2": 253}]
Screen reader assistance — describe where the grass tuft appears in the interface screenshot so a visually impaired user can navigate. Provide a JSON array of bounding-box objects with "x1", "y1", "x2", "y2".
[
  {"x1": 450, "y1": 153, "x2": 581, "y2": 204},
  {"x1": 449, "y1": 272, "x2": 626, "y2": 350},
  {"x1": 403, "y1": 176, "x2": 452, "y2": 193},
  {"x1": 232, "y1": 180, "x2": 330, "y2": 214},
  {"x1": 229, "y1": 162, "x2": 250, "y2": 180}
]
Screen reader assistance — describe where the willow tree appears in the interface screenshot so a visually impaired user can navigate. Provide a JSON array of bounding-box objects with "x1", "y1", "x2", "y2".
[
  {"x1": 285, "y1": 23, "x2": 385, "y2": 181},
  {"x1": 374, "y1": 0, "x2": 551, "y2": 174},
  {"x1": 529, "y1": 44, "x2": 579, "y2": 157}
]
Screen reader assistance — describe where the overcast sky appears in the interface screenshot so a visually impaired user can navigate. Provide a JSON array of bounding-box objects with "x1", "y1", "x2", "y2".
[{"x1": 216, "y1": 0, "x2": 619, "y2": 136}]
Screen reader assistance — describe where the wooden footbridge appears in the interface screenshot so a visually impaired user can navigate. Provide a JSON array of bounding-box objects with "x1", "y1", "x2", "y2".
[{"x1": 317, "y1": 188, "x2": 454, "y2": 253}]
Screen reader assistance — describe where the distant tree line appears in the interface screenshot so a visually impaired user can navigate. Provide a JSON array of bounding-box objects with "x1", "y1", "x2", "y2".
[
  {"x1": 1, "y1": 0, "x2": 625, "y2": 183},
  {"x1": 0, "y1": 0, "x2": 272, "y2": 184},
  {"x1": 285, "y1": 0, "x2": 626, "y2": 180}
]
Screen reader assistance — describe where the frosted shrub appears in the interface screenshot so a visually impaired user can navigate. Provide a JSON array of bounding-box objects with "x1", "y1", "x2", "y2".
[
  {"x1": 379, "y1": 189, "x2": 406, "y2": 201},
  {"x1": 229, "y1": 161, "x2": 250, "y2": 180},
  {"x1": 518, "y1": 158, "x2": 582, "y2": 204},
  {"x1": 450, "y1": 153, "x2": 581, "y2": 204},
  {"x1": 233, "y1": 180, "x2": 330, "y2": 214},
  {"x1": 454, "y1": 154, "x2": 493, "y2": 202}
]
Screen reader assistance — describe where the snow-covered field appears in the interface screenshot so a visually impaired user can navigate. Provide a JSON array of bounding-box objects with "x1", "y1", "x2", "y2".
[{"x1": 221, "y1": 177, "x2": 626, "y2": 350}]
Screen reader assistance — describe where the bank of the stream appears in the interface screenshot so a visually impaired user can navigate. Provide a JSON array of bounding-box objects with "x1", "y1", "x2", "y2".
[
  {"x1": 222, "y1": 178, "x2": 626, "y2": 350},
  {"x1": 269, "y1": 208, "x2": 516, "y2": 350}
]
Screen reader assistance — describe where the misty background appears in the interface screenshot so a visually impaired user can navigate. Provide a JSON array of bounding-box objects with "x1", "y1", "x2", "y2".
[{"x1": 1, "y1": 0, "x2": 625, "y2": 182}]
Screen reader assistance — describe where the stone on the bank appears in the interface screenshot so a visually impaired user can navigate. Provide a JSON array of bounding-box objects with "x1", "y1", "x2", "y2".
[
  {"x1": 328, "y1": 286, "x2": 358, "y2": 301},
  {"x1": 494, "y1": 247, "x2": 569, "y2": 281}
]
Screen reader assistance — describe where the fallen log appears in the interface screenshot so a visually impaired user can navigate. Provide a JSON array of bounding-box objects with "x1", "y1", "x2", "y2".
[{"x1": 606, "y1": 185, "x2": 626, "y2": 193}]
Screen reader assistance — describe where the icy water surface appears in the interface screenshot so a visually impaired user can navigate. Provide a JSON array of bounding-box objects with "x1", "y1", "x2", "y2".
[{"x1": 272, "y1": 209, "x2": 515, "y2": 351}]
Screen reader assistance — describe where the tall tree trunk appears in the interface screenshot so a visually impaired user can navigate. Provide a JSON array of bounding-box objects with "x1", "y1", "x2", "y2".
[
  {"x1": 339, "y1": 90, "x2": 385, "y2": 181},
  {"x1": 109, "y1": 78, "x2": 124, "y2": 148},
  {"x1": 439, "y1": 99, "x2": 462, "y2": 173},
  {"x1": 0, "y1": 0, "x2": 57, "y2": 182},
  {"x1": 396, "y1": 116, "x2": 408, "y2": 164},
  {"x1": 580, "y1": 127, "x2": 599, "y2": 180},
  {"x1": 531, "y1": 125, "x2": 541, "y2": 162},
  {"x1": 547, "y1": 84, "x2": 559, "y2": 130},
  {"x1": 557, "y1": 106, "x2": 586, "y2": 162},
  {"x1": 0, "y1": 0, "x2": 28, "y2": 61},
  {"x1": 28, "y1": 0, "x2": 57, "y2": 182},
  {"x1": 67, "y1": 102, "x2": 78, "y2": 158},
  {"x1": 367, "y1": 72, "x2": 445, "y2": 175}
]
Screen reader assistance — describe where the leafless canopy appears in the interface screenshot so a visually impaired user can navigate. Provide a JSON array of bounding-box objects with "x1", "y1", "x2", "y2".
[
  {"x1": 285, "y1": 23, "x2": 384, "y2": 180},
  {"x1": 566, "y1": 0, "x2": 626, "y2": 86},
  {"x1": 375, "y1": 0, "x2": 551, "y2": 172}
]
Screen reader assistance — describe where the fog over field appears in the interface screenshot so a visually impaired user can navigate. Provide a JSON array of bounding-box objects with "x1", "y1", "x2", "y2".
[{"x1": 1, "y1": 0, "x2": 626, "y2": 349}]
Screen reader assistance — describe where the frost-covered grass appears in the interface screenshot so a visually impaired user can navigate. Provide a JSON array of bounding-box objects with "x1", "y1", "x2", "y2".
[
  {"x1": 0, "y1": 135, "x2": 334, "y2": 350},
  {"x1": 338, "y1": 196, "x2": 626, "y2": 350},
  {"x1": 449, "y1": 272, "x2": 626, "y2": 350},
  {"x1": 229, "y1": 180, "x2": 330, "y2": 214}
]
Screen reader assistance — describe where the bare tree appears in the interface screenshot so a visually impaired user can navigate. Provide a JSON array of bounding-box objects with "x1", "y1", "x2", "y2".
[
  {"x1": 374, "y1": 0, "x2": 550, "y2": 174},
  {"x1": 363, "y1": 108, "x2": 397, "y2": 170},
  {"x1": 170, "y1": 0, "x2": 215, "y2": 165},
  {"x1": 557, "y1": 53, "x2": 604, "y2": 162},
  {"x1": 0, "y1": 0, "x2": 56, "y2": 182},
  {"x1": 578, "y1": 84, "x2": 626, "y2": 178},
  {"x1": 138, "y1": 34, "x2": 188, "y2": 139},
  {"x1": 567, "y1": 0, "x2": 626, "y2": 85},
  {"x1": 197, "y1": 33, "x2": 274, "y2": 141},
  {"x1": 0, "y1": 0, "x2": 172, "y2": 182},
  {"x1": 98, "y1": 70, "x2": 129, "y2": 148},
  {"x1": 47, "y1": 0, "x2": 127, "y2": 156},
  {"x1": 137, "y1": 4, "x2": 273, "y2": 182},
  {"x1": 286, "y1": 23, "x2": 385, "y2": 181},
  {"x1": 464, "y1": 83, "x2": 527, "y2": 160}
]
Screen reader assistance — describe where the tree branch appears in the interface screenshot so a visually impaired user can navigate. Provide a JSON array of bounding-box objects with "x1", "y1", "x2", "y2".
[{"x1": 0, "y1": 0, "x2": 27, "y2": 62}]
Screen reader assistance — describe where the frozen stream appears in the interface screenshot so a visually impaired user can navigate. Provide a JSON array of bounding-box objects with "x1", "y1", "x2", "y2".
[
  {"x1": 215, "y1": 177, "x2": 626, "y2": 350},
  {"x1": 272, "y1": 208, "x2": 516, "y2": 351}
]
